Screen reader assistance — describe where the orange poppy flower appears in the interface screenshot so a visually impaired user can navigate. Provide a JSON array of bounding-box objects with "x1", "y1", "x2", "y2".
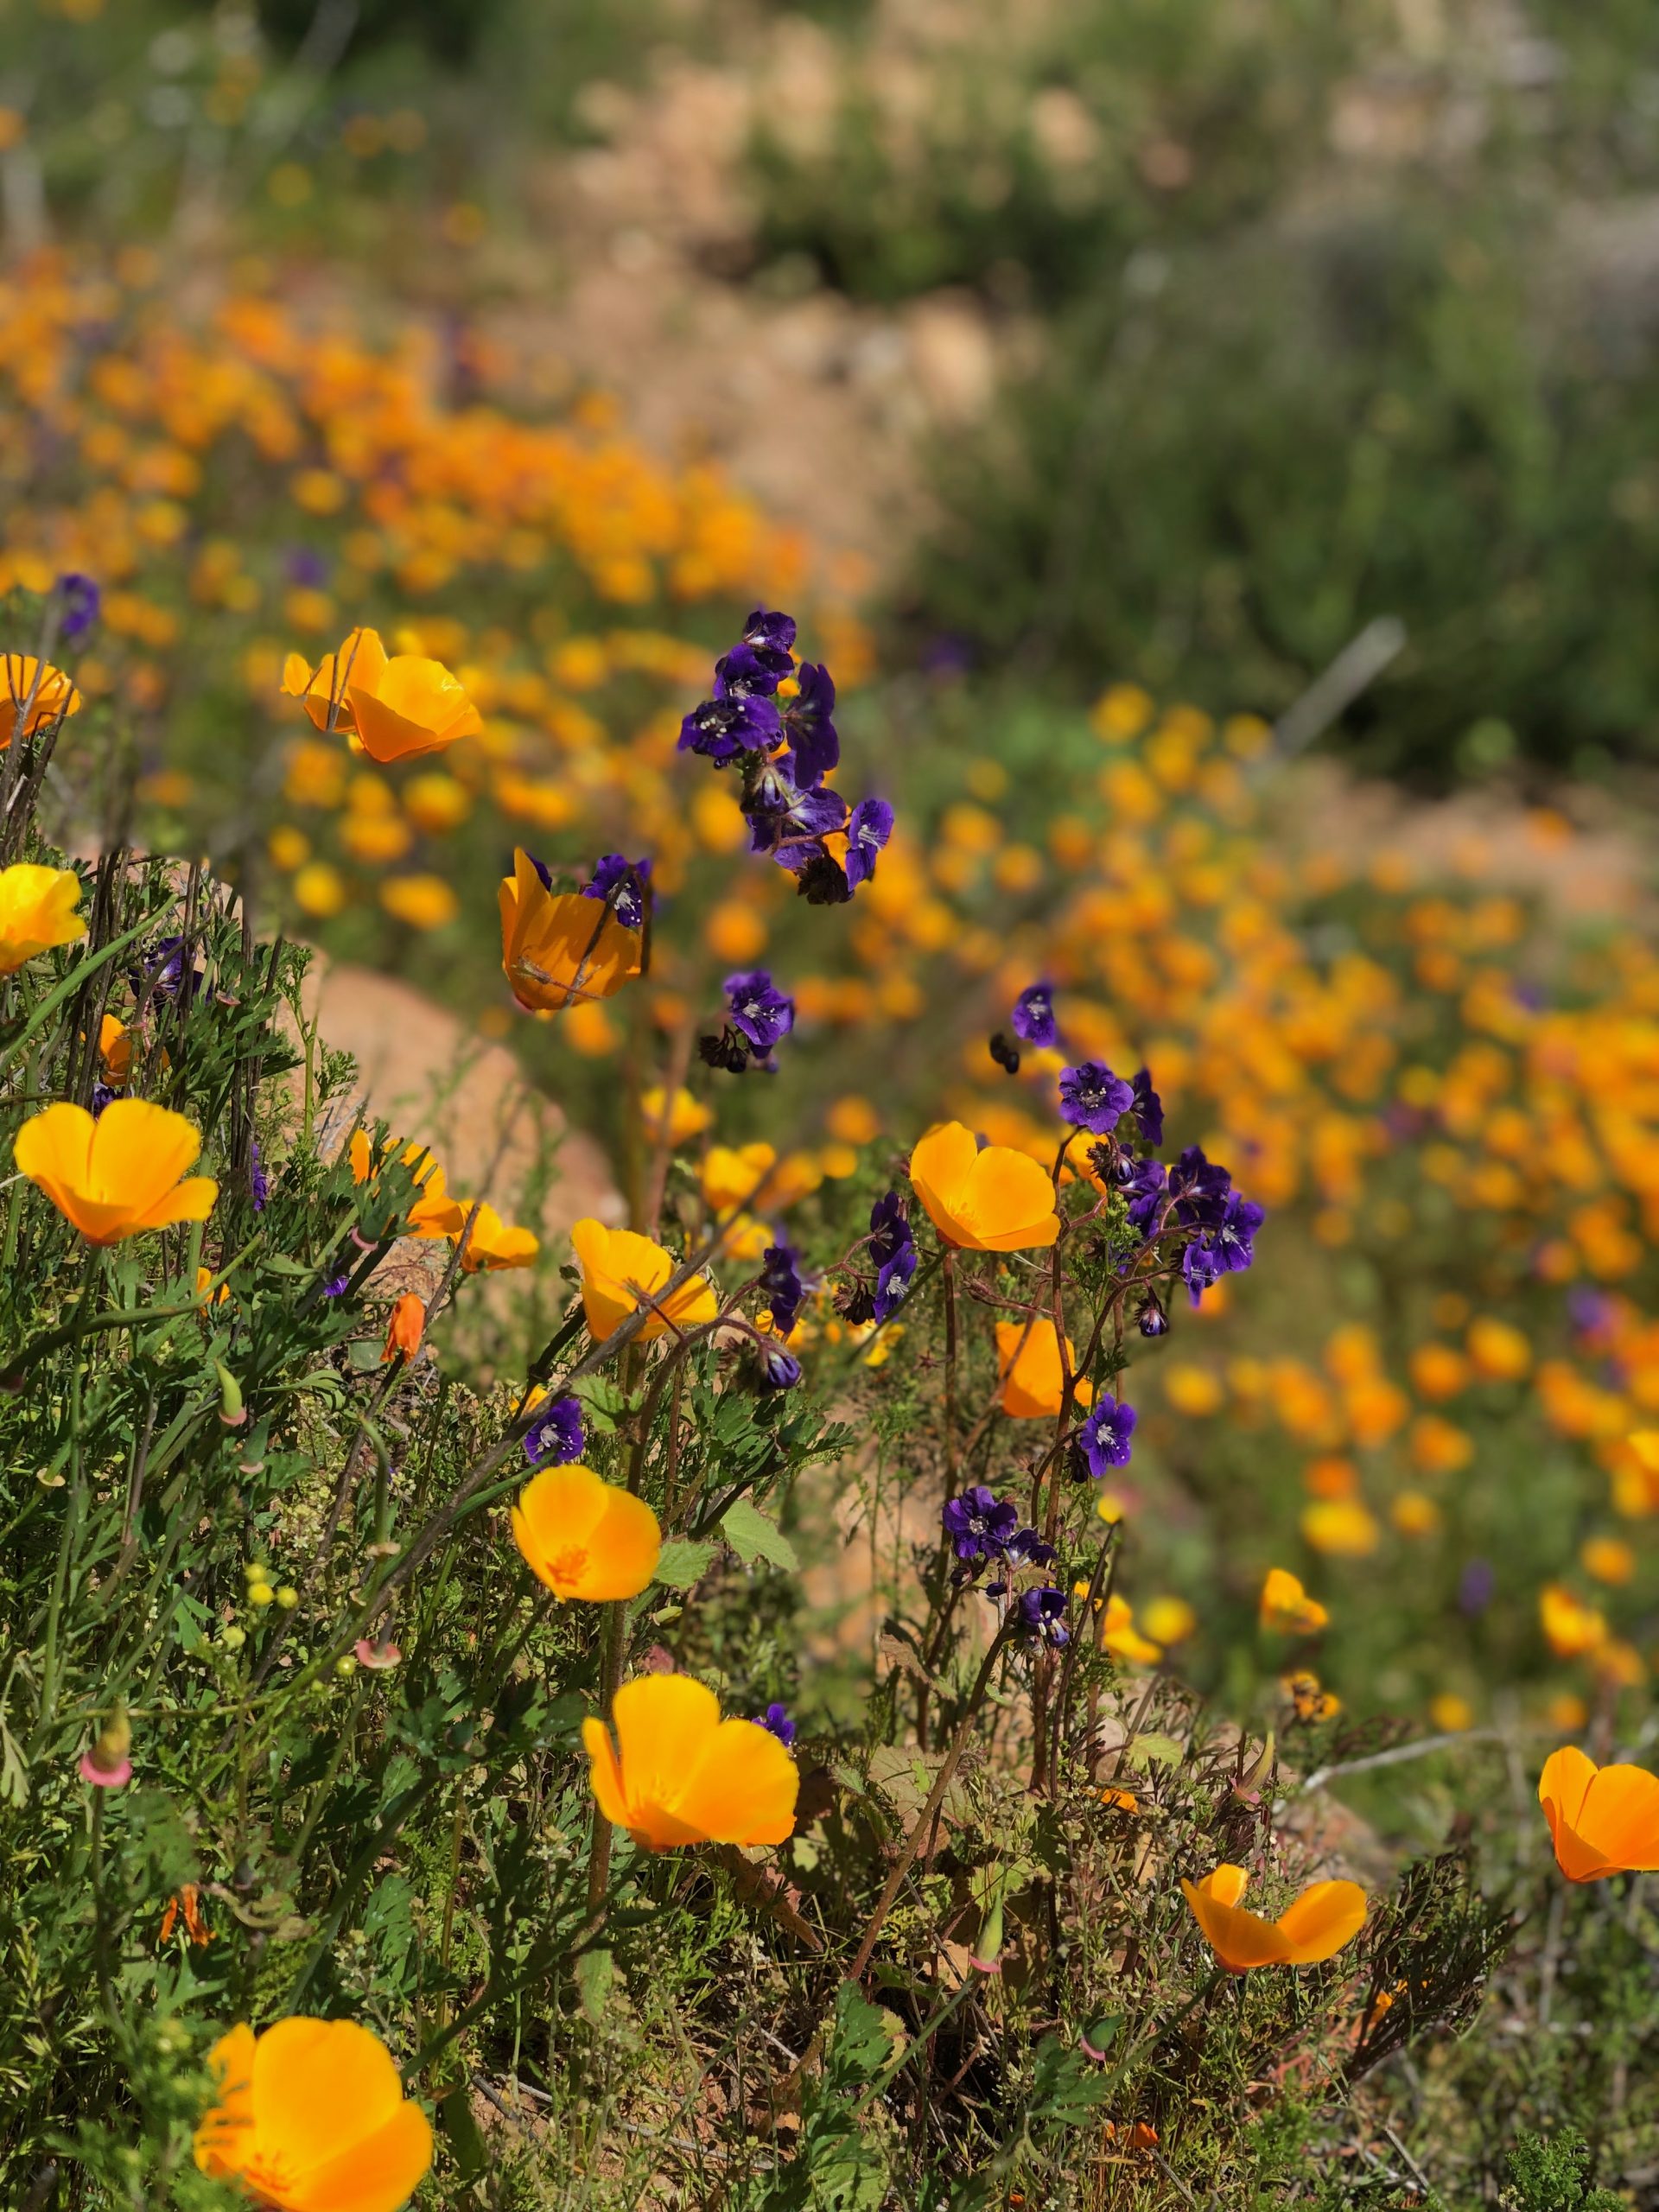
[
  {"x1": 512, "y1": 1464, "x2": 662, "y2": 1600},
  {"x1": 99, "y1": 1012, "x2": 131, "y2": 1083},
  {"x1": 452, "y1": 1202, "x2": 539, "y2": 1272},
  {"x1": 285, "y1": 626, "x2": 481, "y2": 763},
  {"x1": 2, "y1": 653, "x2": 81, "y2": 741},
  {"x1": 194, "y1": 2017, "x2": 432, "y2": 2212},
  {"x1": 1100, "y1": 1595, "x2": 1163, "y2": 1666},
  {"x1": 995, "y1": 1318, "x2": 1091, "y2": 1419},
  {"x1": 1540, "y1": 1583, "x2": 1608, "y2": 1659},
  {"x1": 0, "y1": 863, "x2": 86, "y2": 972},
  {"x1": 908, "y1": 1121, "x2": 1059, "y2": 1252},
  {"x1": 499, "y1": 847, "x2": 642, "y2": 1014},
  {"x1": 348, "y1": 1132, "x2": 467, "y2": 1239},
  {"x1": 1181, "y1": 1864, "x2": 1367, "y2": 1973},
  {"x1": 16, "y1": 1100, "x2": 218, "y2": 1244},
  {"x1": 641, "y1": 1084, "x2": 712, "y2": 1146},
  {"x1": 158, "y1": 1884, "x2": 212, "y2": 1946},
  {"x1": 1538, "y1": 1745, "x2": 1659, "y2": 1882},
  {"x1": 1259, "y1": 1567, "x2": 1329, "y2": 1636},
  {"x1": 582, "y1": 1674, "x2": 798, "y2": 1851},
  {"x1": 570, "y1": 1217, "x2": 716, "y2": 1343},
  {"x1": 381, "y1": 1294, "x2": 425, "y2": 1363}
]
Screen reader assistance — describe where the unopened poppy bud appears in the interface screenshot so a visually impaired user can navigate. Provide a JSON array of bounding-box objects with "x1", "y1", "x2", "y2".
[
  {"x1": 216, "y1": 1362, "x2": 245, "y2": 1427},
  {"x1": 79, "y1": 1703, "x2": 132, "y2": 1788},
  {"x1": 382, "y1": 1293, "x2": 426, "y2": 1364}
]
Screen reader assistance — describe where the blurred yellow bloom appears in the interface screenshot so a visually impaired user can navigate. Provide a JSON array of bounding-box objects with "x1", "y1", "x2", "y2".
[
  {"x1": 512, "y1": 1465, "x2": 660, "y2": 1601},
  {"x1": 1466, "y1": 1315, "x2": 1532, "y2": 1382},
  {"x1": 570, "y1": 1217, "x2": 715, "y2": 1343},
  {"x1": 16, "y1": 1101, "x2": 217, "y2": 1244},
  {"x1": 1300, "y1": 1498, "x2": 1381, "y2": 1558},
  {"x1": 583, "y1": 1675, "x2": 798, "y2": 1851},
  {"x1": 702, "y1": 1143, "x2": 777, "y2": 1214},
  {"x1": 1141, "y1": 1596, "x2": 1197, "y2": 1646},
  {"x1": 1100, "y1": 1596, "x2": 1162, "y2": 1666},
  {"x1": 1164, "y1": 1363, "x2": 1224, "y2": 1417},
  {"x1": 641, "y1": 1085, "x2": 712, "y2": 1146},
  {"x1": 1390, "y1": 1491, "x2": 1441, "y2": 1538},
  {"x1": 1429, "y1": 1692, "x2": 1473, "y2": 1732},
  {"x1": 0, "y1": 864, "x2": 86, "y2": 972},
  {"x1": 499, "y1": 847, "x2": 641, "y2": 1014},
  {"x1": 379, "y1": 874, "x2": 458, "y2": 930},
  {"x1": 1260, "y1": 1568, "x2": 1328, "y2": 1636},
  {"x1": 1540, "y1": 1583, "x2": 1607, "y2": 1659},
  {"x1": 1581, "y1": 1535, "x2": 1636, "y2": 1586}
]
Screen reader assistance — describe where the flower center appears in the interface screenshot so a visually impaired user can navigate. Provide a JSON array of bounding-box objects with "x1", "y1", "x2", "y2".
[{"x1": 549, "y1": 1544, "x2": 589, "y2": 1592}]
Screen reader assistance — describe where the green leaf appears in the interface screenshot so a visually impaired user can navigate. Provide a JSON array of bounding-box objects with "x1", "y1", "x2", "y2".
[
  {"x1": 438, "y1": 2086, "x2": 488, "y2": 2181},
  {"x1": 575, "y1": 1945, "x2": 614, "y2": 2024},
  {"x1": 653, "y1": 1538, "x2": 718, "y2": 1590},
  {"x1": 1122, "y1": 1732, "x2": 1185, "y2": 1770},
  {"x1": 721, "y1": 1497, "x2": 799, "y2": 1572},
  {"x1": 1028, "y1": 2035, "x2": 1112, "y2": 2125},
  {"x1": 824, "y1": 1979, "x2": 893, "y2": 2088}
]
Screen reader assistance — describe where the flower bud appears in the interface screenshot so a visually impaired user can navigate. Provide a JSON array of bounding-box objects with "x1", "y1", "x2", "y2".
[
  {"x1": 79, "y1": 1702, "x2": 132, "y2": 1789},
  {"x1": 216, "y1": 1362, "x2": 246, "y2": 1427}
]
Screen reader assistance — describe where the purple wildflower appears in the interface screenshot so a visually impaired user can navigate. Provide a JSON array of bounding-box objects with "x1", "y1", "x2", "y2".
[
  {"x1": 760, "y1": 1242, "x2": 808, "y2": 1336},
  {"x1": 738, "y1": 608, "x2": 798, "y2": 680},
  {"x1": 756, "y1": 1343, "x2": 803, "y2": 1392},
  {"x1": 583, "y1": 853, "x2": 652, "y2": 931},
  {"x1": 869, "y1": 1190, "x2": 915, "y2": 1322},
  {"x1": 1013, "y1": 1586, "x2": 1071, "y2": 1648},
  {"x1": 715, "y1": 642, "x2": 784, "y2": 701},
  {"x1": 1137, "y1": 1293, "x2": 1169, "y2": 1338},
  {"x1": 1128, "y1": 1068, "x2": 1164, "y2": 1148},
  {"x1": 1059, "y1": 1061, "x2": 1135, "y2": 1136},
  {"x1": 249, "y1": 1140, "x2": 269, "y2": 1213},
  {"x1": 525, "y1": 1394, "x2": 585, "y2": 1467},
  {"x1": 844, "y1": 796, "x2": 893, "y2": 891},
  {"x1": 1182, "y1": 1188, "x2": 1265, "y2": 1304},
  {"x1": 1011, "y1": 982, "x2": 1058, "y2": 1049},
  {"x1": 322, "y1": 1272, "x2": 352, "y2": 1299},
  {"x1": 1078, "y1": 1394, "x2": 1136, "y2": 1476},
  {"x1": 56, "y1": 572, "x2": 100, "y2": 639},
  {"x1": 90, "y1": 1083, "x2": 116, "y2": 1118},
  {"x1": 1459, "y1": 1559, "x2": 1495, "y2": 1617},
  {"x1": 725, "y1": 970, "x2": 795, "y2": 1058},
  {"x1": 782, "y1": 661, "x2": 838, "y2": 787},
  {"x1": 759, "y1": 1700, "x2": 798, "y2": 1748},
  {"x1": 943, "y1": 1485, "x2": 1020, "y2": 1566},
  {"x1": 678, "y1": 691, "x2": 781, "y2": 762}
]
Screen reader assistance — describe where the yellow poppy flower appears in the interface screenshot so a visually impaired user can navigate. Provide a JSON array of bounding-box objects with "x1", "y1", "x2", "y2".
[
  {"x1": 1, "y1": 653, "x2": 81, "y2": 741},
  {"x1": 907, "y1": 1120, "x2": 1059, "y2": 1252},
  {"x1": 512, "y1": 1465, "x2": 661, "y2": 1600},
  {"x1": 1259, "y1": 1567, "x2": 1329, "y2": 1636},
  {"x1": 641, "y1": 1084, "x2": 712, "y2": 1146},
  {"x1": 1182, "y1": 1864, "x2": 1366, "y2": 1973},
  {"x1": 1100, "y1": 1595, "x2": 1163, "y2": 1666},
  {"x1": 0, "y1": 864, "x2": 86, "y2": 972},
  {"x1": 582, "y1": 1674, "x2": 798, "y2": 1851},
  {"x1": 193, "y1": 2016, "x2": 432, "y2": 2212},
  {"x1": 569, "y1": 1217, "x2": 716, "y2": 1342},
  {"x1": 285, "y1": 626, "x2": 481, "y2": 763},
  {"x1": 702, "y1": 1142, "x2": 777, "y2": 1214},
  {"x1": 994, "y1": 1319, "x2": 1091, "y2": 1420},
  {"x1": 1540, "y1": 1746, "x2": 1659, "y2": 1882},
  {"x1": 499, "y1": 847, "x2": 641, "y2": 1014},
  {"x1": 1540, "y1": 1582, "x2": 1607, "y2": 1659},
  {"x1": 99, "y1": 1011, "x2": 130, "y2": 1083},
  {"x1": 452, "y1": 1201, "x2": 539, "y2": 1272},
  {"x1": 16, "y1": 1100, "x2": 218, "y2": 1244}
]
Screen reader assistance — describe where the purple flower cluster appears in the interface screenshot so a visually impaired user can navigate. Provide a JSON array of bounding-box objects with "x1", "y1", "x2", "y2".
[
  {"x1": 759, "y1": 1700, "x2": 798, "y2": 1747},
  {"x1": 760, "y1": 1242, "x2": 809, "y2": 1336},
  {"x1": 1077, "y1": 1393, "x2": 1136, "y2": 1476},
  {"x1": 943, "y1": 1486, "x2": 1056, "y2": 1575},
  {"x1": 1106, "y1": 1134, "x2": 1265, "y2": 1310},
  {"x1": 868, "y1": 1191, "x2": 916, "y2": 1322},
  {"x1": 677, "y1": 608, "x2": 893, "y2": 904},
  {"x1": 701, "y1": 969, "x2": 796, "y2": 1075},
  {"x1": 56, "y1": 571, "x2": 100, "y2": 641},
  {"x1": 525, "y1": 1393, "x2": 585, "y2": 1467}
]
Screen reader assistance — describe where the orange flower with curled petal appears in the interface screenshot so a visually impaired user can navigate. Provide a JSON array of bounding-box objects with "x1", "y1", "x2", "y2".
[
  {"x1": 381, "y1": 1293, "x2": 425, "y2": 1363},
  {"x1": 16, "y1": 1100, "x2": 218, "y2": 1244},
  {"x1": 512, "y1": 1465, "x2": 661, "y2": 1601},
  {"x1": 570, "y1": 1217, "x2": 716, "y2": 1343},
  {"x1": 284, "y1": 626, "x2": 481, "y2": 764},
  {"x1": 995, "y1": 1318, "x2": 1092, "y2": 1420},
  {"x1": 499, "y1": 847, "x2": 642, "y2": 1014},
  {"x1": 2, "y1": 653, "x2": 81, "y2": 741},
  {"x1": 1181, "y1": 1864, "x2": 1367, "y2": 1973},
  {"x1": 193, "y1": 2016, "x2": 432, "y2": 2212},
  {"x1": 1539, "y1": 1745, "x2": 1659, "y2": 1882},
  {"x1": 582, "y1": 1674, "x2": 798, "y2": 1851},
  {"x1": 451, "y1": 1201, "x2": 539, "y2": 1273},
  {"x1": 0, "y1": 863, "x2": 86, "y2": 972},
  {"x1": 1259, "y1": 1567, "x2": 1329, "y2": 1636},
  {"x1": 908, "y1": 1121, "x2": 1059, "y2": 1252}
]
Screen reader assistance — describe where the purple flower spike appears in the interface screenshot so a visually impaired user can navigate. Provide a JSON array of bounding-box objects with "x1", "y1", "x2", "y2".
[
  {"x1": 740, "y1": 608, "x2": 798, "y2": 677},
  {"x1": 678, "y1": 692, "x2": 782, "y2": 761},
  {"x1": 1059, "y1": 1061, "x2": 1135, "y2": 1136},
  {"x1": 1128, "y1": 1068, "x2": 1164, "y2": 1148},
  {"x1": 525, "y1": 1393, "x2": 585, "y2": 1467},
  {"x1": 1012, "y1": 982, "x2": 1058, "y2": 1049},
  {"x1": 760, "y1": 1242, "x2": 809, "y2": 1336},
  {"x1": 715, "y1": 642, "x2": 785, "y2": 702},
  {"x1": 782, "y1": 661, "x2": 838, "y2": 787},
  {"x1": 869, "y1": 1190, "x2": 915, "y2": 1322},
  {"x1": 1078, "y1": 1394, "x2": 1136, "y2": 1476}
]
